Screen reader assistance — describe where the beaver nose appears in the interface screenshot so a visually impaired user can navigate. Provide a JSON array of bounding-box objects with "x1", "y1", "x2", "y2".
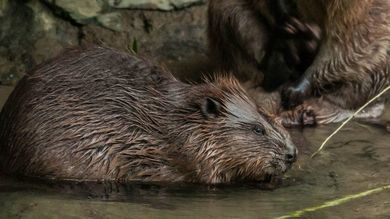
[{"x1": 285, "y1": 146, "x2": 298, "y2": 163}]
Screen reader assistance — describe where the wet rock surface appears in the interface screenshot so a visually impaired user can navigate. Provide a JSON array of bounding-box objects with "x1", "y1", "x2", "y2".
[
  {"x1": 0, "y1": 0, "x2": 208, "y2": 85},
  {"x1": 43, "y1": 0, "x2": 103, "y2": 21},
  {"x1": 108, "y1": 0, "x2": 205, "y2": 11}
]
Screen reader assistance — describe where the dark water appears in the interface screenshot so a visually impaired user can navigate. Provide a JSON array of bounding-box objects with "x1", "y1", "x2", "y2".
[{"x1": 0, "y1": 85, "x2": 389, "y2": 219}]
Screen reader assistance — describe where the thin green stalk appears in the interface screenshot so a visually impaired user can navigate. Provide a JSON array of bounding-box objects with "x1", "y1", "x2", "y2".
[
  {"x1": 311, "y1": 85, "x2": 390, "y2": 158},
  {"x1": 275, "y1": 184, "x2": 390, "y2": 219}
]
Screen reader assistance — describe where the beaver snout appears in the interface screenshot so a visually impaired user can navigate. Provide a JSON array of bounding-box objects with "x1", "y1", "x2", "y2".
[{"x1": 285, "y1": 144, "x2": 298, "y2": 164}]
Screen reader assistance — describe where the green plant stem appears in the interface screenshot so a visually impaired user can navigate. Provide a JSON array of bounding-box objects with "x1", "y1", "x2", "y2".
[
  {"x1": 275, "y1": 184, "x2": 390, "y2": 219},
  {"x1": 311, "y1": 85, "x2": 390, "y2": 158}
]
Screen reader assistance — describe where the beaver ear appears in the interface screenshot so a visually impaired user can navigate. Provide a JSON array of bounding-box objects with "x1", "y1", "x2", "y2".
[{"x1": 201, "y1": 97, "x2": 221, "y2": 118}]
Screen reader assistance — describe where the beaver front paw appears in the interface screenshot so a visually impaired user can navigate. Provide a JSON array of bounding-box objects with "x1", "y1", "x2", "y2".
[
  {"x1": 299, "y1": 108, "x2": 316, "y2": 127},
  {"x1": 281, "y1": 78, "x2": 312, "y2": 109},
  {"x1": 279, "y1": 104, "x2": 317, "y2": 128}
]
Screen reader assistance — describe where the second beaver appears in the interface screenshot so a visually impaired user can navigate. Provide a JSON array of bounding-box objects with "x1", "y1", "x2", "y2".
[
  {"x1": 0, "y1": 46, "x2": 297, "y2": 184},
  {"x1": 208, "y1": 0, "x2": 322, "y2": 90},
  {"x1": 282, "y1": 0, "x2": 390, "y2": 112}
]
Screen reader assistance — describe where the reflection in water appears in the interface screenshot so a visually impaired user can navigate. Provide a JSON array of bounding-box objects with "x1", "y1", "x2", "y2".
[{"x1": 0, "y1": 85, "x2": 389, "y2": 218}]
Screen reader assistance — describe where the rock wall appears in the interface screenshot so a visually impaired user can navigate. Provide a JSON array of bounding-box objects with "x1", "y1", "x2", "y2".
[{"x1": 0, "y1": 0, "x2": 209, "y2": 85}]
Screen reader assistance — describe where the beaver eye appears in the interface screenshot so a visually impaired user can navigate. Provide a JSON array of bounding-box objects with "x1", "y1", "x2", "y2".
[{"x1": 252, "y1": 125, "x2": 265, "y2": 135}]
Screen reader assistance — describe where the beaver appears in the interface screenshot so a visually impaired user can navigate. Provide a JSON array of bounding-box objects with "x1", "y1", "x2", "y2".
[
  {"x1": 0, "y1": 46, "x2": 297, "y2": 184},
  {"x1": 207, "y1": 0, "x2": 322, "y2": 91},
  {"x1": 281, "y1": 0, "x2": 390, "y2": 119}
]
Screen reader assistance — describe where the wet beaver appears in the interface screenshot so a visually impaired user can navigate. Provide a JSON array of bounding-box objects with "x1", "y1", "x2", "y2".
[
  {"x1": 281, "y1": 0, "x2": 390, "y2": 118},
  {"x1": 208, "y1": 0, "x2": 322, "y2": 90},
  {"x1": 0, "y1": 46, "x2": 297, "y2": 184}
]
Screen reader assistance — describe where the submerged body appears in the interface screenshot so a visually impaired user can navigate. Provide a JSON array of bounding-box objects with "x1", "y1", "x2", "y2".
[{"x1": 0, "y1": 46, "x2": 297, "y2": 184}]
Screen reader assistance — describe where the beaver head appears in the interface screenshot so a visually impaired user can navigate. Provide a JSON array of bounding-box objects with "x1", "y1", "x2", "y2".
[{"x1": 167, "y1": 76, "x2": 298, "y2": 184}]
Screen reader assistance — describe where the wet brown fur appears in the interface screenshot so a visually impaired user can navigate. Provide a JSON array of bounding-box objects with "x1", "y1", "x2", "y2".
[
  {"x1": 0, "y1": 46, "x2": 297, "y2": 184},
  {"x1": 283, "y1": 0, "x2": 390, "y2": 113},
  {"x1": 207, "y1": 0, "x2": 321, "y2": 90}
]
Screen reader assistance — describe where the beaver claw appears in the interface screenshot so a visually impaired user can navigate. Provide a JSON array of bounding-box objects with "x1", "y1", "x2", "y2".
[
  {"x1": 281, "y1": 17, "x2": 321, "y2": 41},
  {"x1": 299, "y1": 108, "x2": 316, "y2": 127}
]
